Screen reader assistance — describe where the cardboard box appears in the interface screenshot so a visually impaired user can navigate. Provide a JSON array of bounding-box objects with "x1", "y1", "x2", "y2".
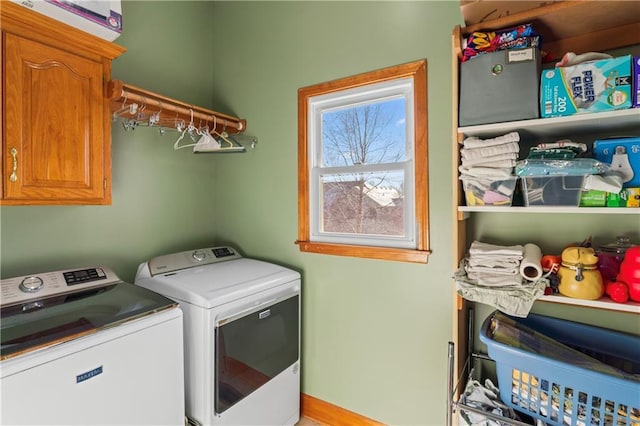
[
  {"x1": 607, "y1": 188, "x2": 640, "y2": 207},
  {"x1": 459, "y1": 1, "x2": 560, "y2": 26},
  {"x1": 593, "y1": 137, "x2": 640, "y2": 188},
  {"x1": 633, "y1": 56, "x2": 640, "y2": 108},
  {"x1": 10, "y1": 0, "x2": 122, "y2": 41},
  {"x1": 579, "y1": 190, "x2": 606, "y2": 207},
  {"x1": 540, "y1": 55, "x2": 632, "y2": 118},
  {"x1": 459, "y1": 47, "x2": 541, "y2": 126}
]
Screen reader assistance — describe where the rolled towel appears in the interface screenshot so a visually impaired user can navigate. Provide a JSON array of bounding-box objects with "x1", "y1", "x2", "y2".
[{"x1": 519, "y1": 243, "x2": 543, "y2": 281}]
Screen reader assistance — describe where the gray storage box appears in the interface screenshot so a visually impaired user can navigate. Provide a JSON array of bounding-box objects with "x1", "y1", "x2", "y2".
[{"x1": 459, "y1": 47, "x2": 541, "y2": 126}]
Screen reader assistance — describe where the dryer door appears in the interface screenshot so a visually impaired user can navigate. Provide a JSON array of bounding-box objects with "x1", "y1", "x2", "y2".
[{"x1": 214, "y1": 292, "x2": 299, "y2": 414}]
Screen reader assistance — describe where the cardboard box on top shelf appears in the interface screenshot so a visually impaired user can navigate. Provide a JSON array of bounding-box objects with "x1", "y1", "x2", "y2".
[
  {"x1": 459, "y1": 0, "x2": 562, "y2": 26},
  {"x1": 10, "y1": 0, "x2": 122, "y2": 41},
  {"x1": 540, "y1": 55, "x2": 632, "y2": 118}
]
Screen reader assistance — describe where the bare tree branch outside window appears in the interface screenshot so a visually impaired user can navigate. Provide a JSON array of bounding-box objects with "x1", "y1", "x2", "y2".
[{"x1": 321, "y1": 100, "x2": 406, "y2": 236}]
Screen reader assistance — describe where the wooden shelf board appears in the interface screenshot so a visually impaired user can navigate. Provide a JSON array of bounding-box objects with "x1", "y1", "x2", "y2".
[
  {"x1": 538, "y1": 294, "x2": 640, "y2": 314},
  {"x1": 458, "y1": 109, "x2": 640, "y2": 139},
  {"x1": 458, "y1": 206, "x2": 640, "y2": 214},
  {"x1": 460, "y1": 1, "x2": 640, "y2": 60}
]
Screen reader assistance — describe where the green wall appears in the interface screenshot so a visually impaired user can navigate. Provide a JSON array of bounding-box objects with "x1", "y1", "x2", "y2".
[
  {"x1": 2, "y1": 2, "x2": 639, "y2": 425},
  {"x1": 1, "y1": 1, "x2": 221, "y2": 281},
  {"x1": 207, "y1": 2, "x2": 464, "y2": 424}
]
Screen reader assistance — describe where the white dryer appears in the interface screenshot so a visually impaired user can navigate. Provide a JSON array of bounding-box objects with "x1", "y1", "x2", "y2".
[
  {"x1": 0, "y1": 266, "x2": 185, "y2": 425},
  {"x1": 135, "y1": 246, "x2": 301, "y2": 426}
]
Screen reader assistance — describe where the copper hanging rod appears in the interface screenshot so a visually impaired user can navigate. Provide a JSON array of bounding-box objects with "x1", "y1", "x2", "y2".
[{"x1": 107, "y1": 80, "x2": 246, "y2": 133}]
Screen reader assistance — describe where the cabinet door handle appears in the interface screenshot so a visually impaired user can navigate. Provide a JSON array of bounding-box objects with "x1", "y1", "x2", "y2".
[{"x1": 9, "y1": 147, "x2": 18, "y2": 182}]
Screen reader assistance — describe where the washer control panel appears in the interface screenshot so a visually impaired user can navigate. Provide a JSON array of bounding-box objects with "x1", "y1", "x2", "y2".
[
  {"x1": 1, "y1": 267, "x2": 119, "y2": 307},
  {"x1": 148, "y1": 246, "x2": 241, "y2": 276}
]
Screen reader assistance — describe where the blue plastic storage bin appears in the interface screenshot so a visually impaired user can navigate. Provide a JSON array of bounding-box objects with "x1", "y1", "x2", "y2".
[{"x1": 480, "y1": 311, "x2": 640, "y2": 426}]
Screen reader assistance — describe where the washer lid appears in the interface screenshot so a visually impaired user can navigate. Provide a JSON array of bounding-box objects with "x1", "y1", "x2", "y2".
[
  {"x1": 136, "y1": 257, "x2": 300, "y2": 309},
  {"x1": 0, "y1": 274, "x2": 177, "y2": 361}
]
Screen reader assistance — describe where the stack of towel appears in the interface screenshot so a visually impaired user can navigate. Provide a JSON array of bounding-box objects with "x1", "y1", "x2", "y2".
[
  {"x1": 465, "y1": 241, "x2": 524, "y2": 286},
  {"x1": 458, "y1": 131, "x2": 520, "y2": 183},
  {"x1": 459, "y1": 131, "x2": 520, "y2": 173},
  {"x1": 458, "y1": 131, "x2": 521, "y2": 206},
  {"x1": 455, "y1": 240, "x2": 547, "y2": 317}
]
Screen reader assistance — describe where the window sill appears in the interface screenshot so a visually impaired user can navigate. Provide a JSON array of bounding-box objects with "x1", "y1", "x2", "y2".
[{"x1": 295, "y1": 241, "x2": 430, "y2": 263}]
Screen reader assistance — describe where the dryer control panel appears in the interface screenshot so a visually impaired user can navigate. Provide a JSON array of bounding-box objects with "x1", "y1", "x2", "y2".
[
  {"x1": 148, "y1": 246, "x2": 242, "y2": 276},
  {"x1": 1, "y1": 267, "x2": 120, "y2": 307}
]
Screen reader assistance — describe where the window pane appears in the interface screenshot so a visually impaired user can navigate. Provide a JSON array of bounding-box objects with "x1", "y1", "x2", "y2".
[
  {"x1": 320, "y1": 171, "x2": 405, "y2": 237},
  {"x1": 321, "y1": 97, "x2": 406, "y2": 167}
]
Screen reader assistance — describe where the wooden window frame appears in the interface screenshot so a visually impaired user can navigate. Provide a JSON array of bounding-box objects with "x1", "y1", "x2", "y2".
[{"x1": 296, "y1": 60, "x2": 430, "y2": 263}]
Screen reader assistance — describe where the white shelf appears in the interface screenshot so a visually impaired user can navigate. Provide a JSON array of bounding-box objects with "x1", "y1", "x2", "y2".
[
  {"x1": 459, "y1": 109, "x2": 640, "y2": 139},
  {"x1": 459, "y1": 206, "x2": 640, "y2": 214},
  {"x1": 538, "y1": 294, "x2": 640, "y2": 314}
]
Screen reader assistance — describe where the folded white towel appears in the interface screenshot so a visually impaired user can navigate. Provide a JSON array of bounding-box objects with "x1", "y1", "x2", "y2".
[
  {"x1": 464, "y1": 159, "x2": 516, "y2": 169},
  {"x1": 466, "y1": 264, "x2": 520, "y2": 276},
  {"x1": 466, "y1": 270, "x2": 524, "y2": 286},
  {"x1": 469, "y1": 241, "x2": 524, "y2": 258},
  {"x1": 463, "y1": 131, "x2": 520, "y2": 149},
  {"x1": 461, "y1": 152, "x2": 518, "y2": 167},
  {"x1": 468, "y1": 255, "x2": 521, "y2": 269},
  {"x1": 458, "y1": 166, "x2": 513, "y2": 179},
  {"x1": 461, "y1": 141, "x2": 520, "y2": 161}
]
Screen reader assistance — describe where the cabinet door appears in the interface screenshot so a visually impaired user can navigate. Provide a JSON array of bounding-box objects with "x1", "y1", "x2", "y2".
[{"x1": 3, "y1": 33, "x2": 108, "y2": 204}]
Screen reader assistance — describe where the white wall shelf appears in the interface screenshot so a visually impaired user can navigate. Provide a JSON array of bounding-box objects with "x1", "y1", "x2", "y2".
[
  {"x1": 538, "y1": 294, "x2": 640, "y2": 314},
  {"x1": 459, "y1": 206, "x2": 640, "y2": 214},
  {"x1": 459, "y1": 108, "x2": 640, "y2": 139}
]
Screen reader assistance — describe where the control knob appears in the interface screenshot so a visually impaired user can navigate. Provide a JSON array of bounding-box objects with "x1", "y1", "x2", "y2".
[
  {"x1": 192, "y1": 250, "x2": 206, "y2": 262},
  {"x1": 19, "y1": 276, "x2": 44, "y2": 293}
]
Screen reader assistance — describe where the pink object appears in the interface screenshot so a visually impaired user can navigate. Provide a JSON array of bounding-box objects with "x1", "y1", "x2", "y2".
[
  {"x1": 482, "y1": 190, "x2": 509, "y2": 204},
  {"x1": 617, "y1": 246, "x2": 640, "y2": 302}
]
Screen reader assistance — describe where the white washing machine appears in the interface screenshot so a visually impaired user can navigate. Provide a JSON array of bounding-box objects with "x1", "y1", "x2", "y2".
[
  {"x1": 1, "y1": 266, "x2": 185, "y2": 425},
  {"x1": 135, "y1": 246, "x2": 301, "y2": 426}
]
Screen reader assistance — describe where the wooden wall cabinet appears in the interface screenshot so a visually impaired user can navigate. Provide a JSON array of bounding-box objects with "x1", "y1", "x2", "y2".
[{"x1": 1, "y1": 1, "x2": 125, "y2": 205}]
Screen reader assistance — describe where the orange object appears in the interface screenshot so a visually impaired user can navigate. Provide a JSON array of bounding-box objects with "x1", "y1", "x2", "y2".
[{"x1": 541, "y1": 255, "x2": 561, "y2": 273}]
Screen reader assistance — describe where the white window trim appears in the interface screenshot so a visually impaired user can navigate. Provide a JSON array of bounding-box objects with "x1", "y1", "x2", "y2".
[{"x1": 307, "y1": 78, "x2": 416, "y2": 249}]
